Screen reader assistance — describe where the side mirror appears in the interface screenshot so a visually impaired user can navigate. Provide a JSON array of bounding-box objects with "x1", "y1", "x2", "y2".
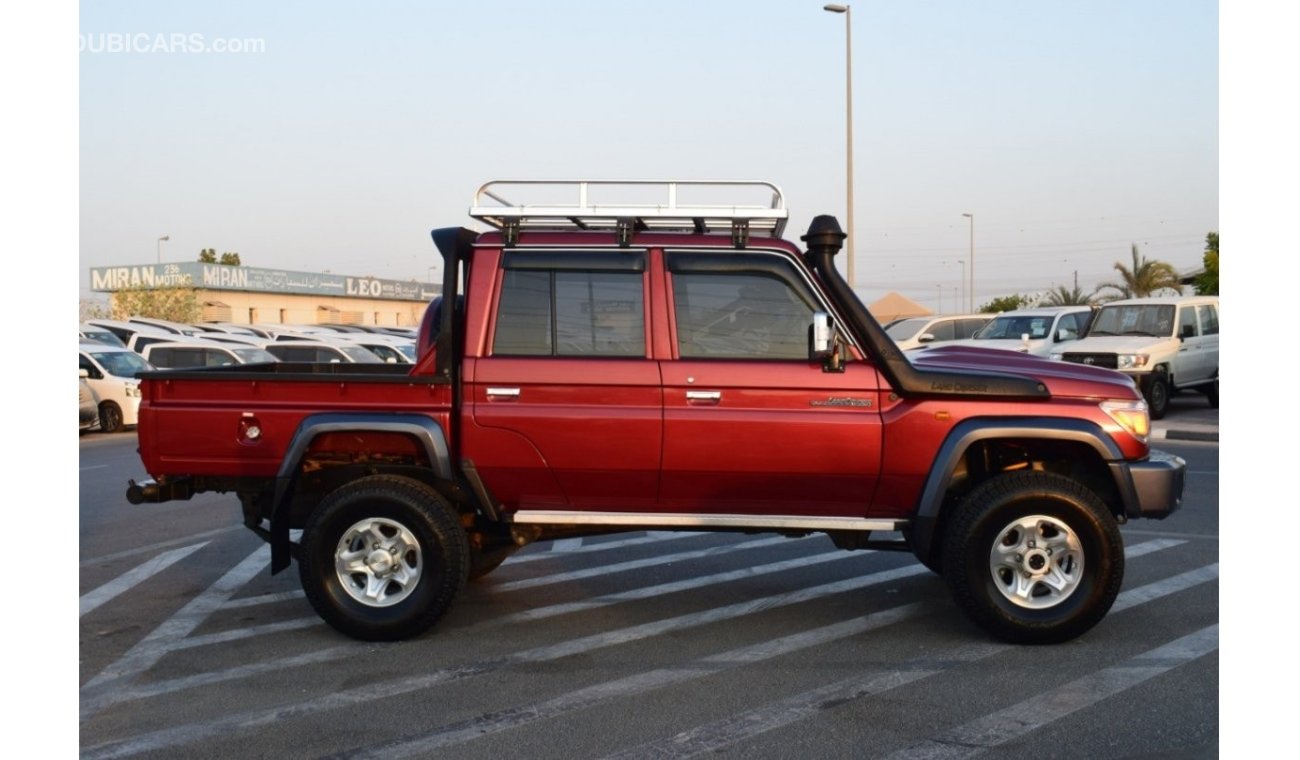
[
  {"x1": 1180, "y1": 324, "x2": 1196, "y2": 340},
  {"x1": 810, "y1": 312, "x2": 845, "y2": 372},
  {"x1": 1056, "y1": 328, "x2": 1072, "y2": 342},
  {"x1": 812, "y1": 312, "x2": 834, "y2": 356},
  {"x1": 79, "y1": 368, "x2": 89, "y2": 378},
  {"x1": 917, "y1": 333, "x2": 936, "y2": 344}
]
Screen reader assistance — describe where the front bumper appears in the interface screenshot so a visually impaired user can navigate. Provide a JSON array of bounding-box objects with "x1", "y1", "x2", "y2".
[{"x1": 1113, "y1": 449, "x2": 1186, "y2": 519}]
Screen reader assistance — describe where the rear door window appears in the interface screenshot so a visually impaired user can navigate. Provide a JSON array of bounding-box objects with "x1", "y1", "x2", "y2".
[{"x1": 492, "y1": 252, "x2": 647, "y2": 358}]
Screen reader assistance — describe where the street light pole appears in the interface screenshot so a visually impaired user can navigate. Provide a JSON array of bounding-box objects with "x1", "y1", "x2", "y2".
[
  {"x1": 824, "y1": 3, "x2": 854, "y2": 289},
  {"x1": 962, "y1": 213, "x2": 974, "y2": 311},
  {"x1": 156, "y1": 235, "x2": 170, "y2": 264},
  {"x1": 958, "y1": 260, "x2": 965, "y2": 313}
]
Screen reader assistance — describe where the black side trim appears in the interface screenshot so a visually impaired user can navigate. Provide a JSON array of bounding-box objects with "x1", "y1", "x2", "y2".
[
  {"x1": 268, "y1": 413, "x2": 452, "y2": 573},
  {"x1": 907, "y1": 417, "x2": 1122, "y2": 565}
]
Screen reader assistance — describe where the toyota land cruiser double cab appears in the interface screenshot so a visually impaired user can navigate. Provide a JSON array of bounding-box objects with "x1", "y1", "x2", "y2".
[
  {"x1": 1052, "y1": 295, "x2": 1219, "y2": 419},
  {"x1": 126, "y1": 180, "x2": 1185, "y2": 645}
]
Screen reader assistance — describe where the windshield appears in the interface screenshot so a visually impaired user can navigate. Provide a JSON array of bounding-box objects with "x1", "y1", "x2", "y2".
[
  {"x1": 89, "y1": 350, "x2": 152, "y2": 377},
  {"x1": 974, "y1": 315, "x2": 1054, "y2": 340},
  {"x1": 231, "y1": 348, "x2": 279, "y2": 363},
  {"x1": 1087, "y1": 304, "x2": 1176, "y2": 337},
  {"x1": 885, "y1": 318, "x2": 930, "y2": 341}
]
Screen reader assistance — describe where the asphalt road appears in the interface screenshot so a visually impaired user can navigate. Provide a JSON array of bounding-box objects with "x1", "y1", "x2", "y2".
[{"x1": 79, "y1": 407, "x2": 1218, "y2": 759}]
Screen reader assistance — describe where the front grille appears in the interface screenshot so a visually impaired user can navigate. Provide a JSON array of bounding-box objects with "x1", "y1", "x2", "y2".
[{"x1": 1060, "y1": 353, "x2": 1118, "y2": 369}]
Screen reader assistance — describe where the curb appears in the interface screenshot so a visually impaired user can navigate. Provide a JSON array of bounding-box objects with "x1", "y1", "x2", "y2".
[{"x1": 1151, "y1": 428, "x2": 1218, "y2": 443}]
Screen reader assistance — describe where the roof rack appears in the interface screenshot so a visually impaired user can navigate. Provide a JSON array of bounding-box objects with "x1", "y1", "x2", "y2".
[{"x1": 469, "y1": 180, "x2": 788, "y2": 246}]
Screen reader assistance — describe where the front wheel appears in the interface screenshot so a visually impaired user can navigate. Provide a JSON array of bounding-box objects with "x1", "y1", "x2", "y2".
[
  {"x1": 941, "y1": 472, "x2": 1123, "y2": 644},
  {"x1": 299, "y1": 475, "x2": 469, "y2": 641},
  {"x1": 1145, "y1": 374, "x2": 1170, "y2": 420}
]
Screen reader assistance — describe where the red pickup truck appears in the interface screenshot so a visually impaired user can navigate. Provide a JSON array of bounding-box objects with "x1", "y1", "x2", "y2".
[{"x1": 127, "y1": 180, "x2": 1184, "y2": 645}]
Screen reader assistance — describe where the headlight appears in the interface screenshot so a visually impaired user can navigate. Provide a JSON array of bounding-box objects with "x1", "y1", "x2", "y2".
[
  {"x1": 125, "y1": 384, "x2": 142, "y2": 398},
  {"x1": 1116, "y1": 354, "x2": 1149, "y2": 370},
  {"x1": 1101, "y1": 399, "x2": 1149, "y2": 443},
  {"x1": 1048, "y1": 353, "x2": 1063, "y2": 361}
]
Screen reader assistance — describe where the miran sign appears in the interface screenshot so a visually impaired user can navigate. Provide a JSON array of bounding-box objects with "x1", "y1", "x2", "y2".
[{"x1": 90, "y1": 263, "x2": 438, "y2": 302}]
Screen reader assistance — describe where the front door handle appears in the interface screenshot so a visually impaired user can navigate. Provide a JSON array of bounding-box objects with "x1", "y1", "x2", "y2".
[
  {"x1": 686, "y1": 390, "x2": 722, "y2": 404},
  {"x1": 486, "y1": 387, "x2": 521, "y2": 399}
]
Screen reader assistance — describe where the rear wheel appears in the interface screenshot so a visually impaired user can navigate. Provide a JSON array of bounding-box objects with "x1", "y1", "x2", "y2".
[
  {"x1": 299, "y1": 475, "x2": 469, "y2": 641},
  {"x1": 99, "y1": 401, "x2": 124, "y2": 433},
  {"x1": 1203, "y1": 373, "x2": 1218, "y2": 408},
  {"x1": 942, "y1": 472, "x2": 1123, "y2": 644}
]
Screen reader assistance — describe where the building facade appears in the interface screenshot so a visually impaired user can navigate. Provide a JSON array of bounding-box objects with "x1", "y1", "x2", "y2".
[{"x1": 89, "y1": 262, "x2": 440, "y2": 327}]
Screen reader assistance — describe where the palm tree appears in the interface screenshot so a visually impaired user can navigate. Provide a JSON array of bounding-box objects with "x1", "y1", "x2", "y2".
[
  {"x1": 1093, "y1": 244, "x2": 1183, "y2": 301},
  {"x1": 1043, "y1": 284, "x2": 1091, "y2": 306}
]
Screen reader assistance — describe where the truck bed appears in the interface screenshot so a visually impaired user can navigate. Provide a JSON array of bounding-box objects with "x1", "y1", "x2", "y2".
[{"x1": 136, "y1": 363, "x2": 450, "y2": 478}]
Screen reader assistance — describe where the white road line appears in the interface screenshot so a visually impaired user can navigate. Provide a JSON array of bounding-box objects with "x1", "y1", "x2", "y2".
[
  {"x1": 885, "y1": 624, "x2": 1219, "y2": 760},
  {"x1": 80, "y1": 560, "x2": 936, "y2": 759},
  {"x1": 80, "y1": 465, "x2": 109, "y2": 470},
  {"x1": 80, "y1": 545, "x2": 270, "y2": 719},
  {"x1": 492, "y1": 534, "x2": 803, "y2": 592},
  {"x1": 80, "y1": 526, "x2": 243, "y2": 568},
  {"x1": 79, "y1": 539, "x2": 1191, "y2": 758},
  {"x1": 604, "y1": 561, "x2": 1217, "y2": 759},
  {"x1": 80, "y1": 542, "x2": 209, "y2": 617},
  {"x1": 351, "y1": 553, "x2": 1215, "y2": 759},
  {"x1": 508, "y1": 531, "x2": 704, "y2": 565},
  {"x1": 352, "y1": 603, "x2": 933, "y2": 759},
  {"x1": 103, "y1": 545, "x2": 860, "y2": 704},
  {"x1": 549, "y1": 537, "x2": 584, "y2": 551}
]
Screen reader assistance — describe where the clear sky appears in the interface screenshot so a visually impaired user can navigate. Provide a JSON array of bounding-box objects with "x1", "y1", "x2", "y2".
[{"x1": 77, "y1": 0, "x2": 1217, "y2": 310}]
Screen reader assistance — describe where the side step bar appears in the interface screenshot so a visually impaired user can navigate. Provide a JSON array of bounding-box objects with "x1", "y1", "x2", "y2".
[{"x1": 508, "y1": 511, "x2": 906, "y2": 533}]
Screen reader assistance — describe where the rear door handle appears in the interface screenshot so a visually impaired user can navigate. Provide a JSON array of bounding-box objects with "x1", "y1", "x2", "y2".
[
  {"x1": 486, "y1": 387, "x2": 521, "y2": 399},
  {"x1": 686, "y1": 390, "x2": 722, "y2": 404}
]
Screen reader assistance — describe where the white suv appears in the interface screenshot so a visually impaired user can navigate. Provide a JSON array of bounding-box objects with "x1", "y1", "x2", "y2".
[
  {"x1": 1051, "y1": 295, "x2": 1219, "y2": 419},
  {"x1": 938, "y1": 305, "x2": 1096, "y2": 357}
]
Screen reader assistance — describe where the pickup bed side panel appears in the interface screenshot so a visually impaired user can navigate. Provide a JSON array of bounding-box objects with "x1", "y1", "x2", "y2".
[{"x1": 137, "y1": 370, "x2": 450, "y2": 478}]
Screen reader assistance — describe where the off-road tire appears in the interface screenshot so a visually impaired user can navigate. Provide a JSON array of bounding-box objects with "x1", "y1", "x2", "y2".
[
  {"x1": 942, "y1": 471, "x2": 1123, "y2": 644},
  {"x1": 299, "y1": 475, "x2": 469, "y2": 641}
]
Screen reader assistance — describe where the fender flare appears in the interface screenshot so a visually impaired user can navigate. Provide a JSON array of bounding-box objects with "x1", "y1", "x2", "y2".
[
  {"x1": 269, "y1": 413, "x2": 452, "y2": 573},
  {"x1": 907, "y1": 417, "x2": 1124, "y2": 566}
]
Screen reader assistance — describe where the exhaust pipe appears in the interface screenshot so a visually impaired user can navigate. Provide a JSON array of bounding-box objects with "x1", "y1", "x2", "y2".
[{"x1": 126, "y1": 478, "x2": 195, "y2": 505}]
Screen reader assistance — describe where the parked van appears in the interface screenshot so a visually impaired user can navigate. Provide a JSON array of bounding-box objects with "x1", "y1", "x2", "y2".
[
  {"x1": 1052, "y1": 295, "x2": 1218, "y2": 419},
  {"x1": 79, "y1": 341, "x2": 152, "y2": 432}
]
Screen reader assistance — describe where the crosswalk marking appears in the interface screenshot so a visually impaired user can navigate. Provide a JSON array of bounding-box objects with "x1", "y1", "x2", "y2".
[{"x1": 80, "y1": 542, "x2": 209, "y2": 617}]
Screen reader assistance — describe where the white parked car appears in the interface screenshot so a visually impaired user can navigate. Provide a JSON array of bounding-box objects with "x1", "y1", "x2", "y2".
[
  {"x1": 1051, "y1": 295, "x2": 1219, "y2": 419},
  {"x1": 940, "y1": 305, "x2": 1096, "y2": 357},
  {"x1": 140, "y1": 341, "x2": 280, "y2": 369},
  {"x1": 79, "y1": 341, "x2": 152, "y2": 432},
  {"x1": 885, "y1": 313, "x2": 993, "y2": 351}
]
